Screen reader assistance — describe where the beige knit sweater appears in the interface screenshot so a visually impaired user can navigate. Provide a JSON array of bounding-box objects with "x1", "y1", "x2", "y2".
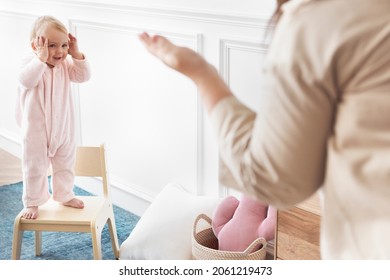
[{"x1": 210, "y1": 0, "x2": 390, "y2": 259}]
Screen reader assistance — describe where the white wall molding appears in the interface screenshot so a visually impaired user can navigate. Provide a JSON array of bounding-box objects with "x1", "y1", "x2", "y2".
[
  {"x1": 74, "y1": 176, "x2": 152, "y2": 216},
  {"x1": 0, "y1": 10, "x2": 38, "y2": 158},
  {"x1": 0, "y1": 129, "x2": 22, "y2": 158},
  {"x1": 218, "y1": 38, "x2": 268, "y2": 197},
  {"x1": 0, "y1": 0, "x2": 272, "y2": 216},
  {"x1": 219, "y1": 38, "x2": 268, "y2": 85},
  {"x1": 68, "y1": 18, "x2": 202, "y2": 44},
  {"x1": 69, "y1": 18, "x2": 205, "y2": 212},
  {"x1": 0, "y1": 9, "x2": 37, "y2": 20},
  {"x1": 9, "y1": 0, "x2": 271, "y2": 29}
]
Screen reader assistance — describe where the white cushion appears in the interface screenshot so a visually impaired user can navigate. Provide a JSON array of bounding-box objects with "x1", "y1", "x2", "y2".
[{"x1": 119, "y1": 182, "x2": 222, "y2": 260}]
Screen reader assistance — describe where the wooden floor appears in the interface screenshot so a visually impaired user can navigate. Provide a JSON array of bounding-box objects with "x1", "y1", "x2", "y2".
[{"x1": 0, "y1": 149, "x2": 23, "y2": 186}]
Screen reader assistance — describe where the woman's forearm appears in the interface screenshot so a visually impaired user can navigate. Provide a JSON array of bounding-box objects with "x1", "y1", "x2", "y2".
[{"x1": 192, "y1": 62, "x2": 234, "y2": 113}]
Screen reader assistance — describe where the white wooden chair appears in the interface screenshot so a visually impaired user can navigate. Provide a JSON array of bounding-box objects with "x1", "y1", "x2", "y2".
[{"x1": 12, "y1": 144, "x2": 120, "y2": 260}]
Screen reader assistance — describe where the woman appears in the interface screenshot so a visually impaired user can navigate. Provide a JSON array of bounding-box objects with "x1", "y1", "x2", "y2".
[{"x1": 139, "y1": 0, "x2": 390, "y2": 259}]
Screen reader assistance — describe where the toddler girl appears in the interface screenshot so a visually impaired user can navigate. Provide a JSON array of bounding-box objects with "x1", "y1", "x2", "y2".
[{"x1": 16, "y1": 15, "x2": 91, "y2": 219}]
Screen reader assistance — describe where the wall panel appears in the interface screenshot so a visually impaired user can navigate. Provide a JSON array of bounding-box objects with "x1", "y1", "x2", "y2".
[
  {"x1": 0, "y1": 0, "x2": 273, "y2": 214},
  {"x1": 218, "y1": 38, "x2": 268, "y2": 197},
  {"x1": 0, "y1": 11, "x2": 38, "y2": 157},
  {"x1": 71, "y1": 19, "x2": 201, "y2": 199}
]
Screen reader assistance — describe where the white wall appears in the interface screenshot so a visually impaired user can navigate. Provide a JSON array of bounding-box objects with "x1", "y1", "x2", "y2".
[{"x1": 0, "y1": 0, "x2": 275, "y2": 216}]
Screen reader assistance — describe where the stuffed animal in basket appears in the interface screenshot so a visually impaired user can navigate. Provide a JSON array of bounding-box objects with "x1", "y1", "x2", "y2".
[{"x1": 212, "y1": 194, "x2": 277, "y2": 252}]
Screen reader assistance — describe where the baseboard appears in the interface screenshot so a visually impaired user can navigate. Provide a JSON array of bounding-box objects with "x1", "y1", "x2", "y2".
[
  {"x1": 0, "y1": 130, "x2": 22, "y2": 158},
  {"x1": 74, "y1": 177, "x2": 151, "y2": 216},
  {"x1": 109, "y1": 181, "x2": 152, "y2": 216},
  {"x1": 266, "y1": 239, "x2": 275, "y2": 260},
  {"x1": 0, "y1": 132, "x2": 151, "y2": 216}
]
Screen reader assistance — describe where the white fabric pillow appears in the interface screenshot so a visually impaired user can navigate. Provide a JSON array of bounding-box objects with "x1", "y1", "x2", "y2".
[{"x1": 119, "y1": 182, "x2": 222, "y2": 260}]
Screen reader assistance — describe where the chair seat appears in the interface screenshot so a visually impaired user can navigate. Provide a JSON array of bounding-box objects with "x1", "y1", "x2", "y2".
[
  {"x1": 18, "y1": 196, "x2": 108, "y2": 230},
  {"x1": 12, "y1": 145, "x2": 120, "y2": 259}
]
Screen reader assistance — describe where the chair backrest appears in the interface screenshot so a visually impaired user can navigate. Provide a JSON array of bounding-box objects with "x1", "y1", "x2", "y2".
[{"x1": 74, "y1": 144, "x2": 110, "y2": 197}]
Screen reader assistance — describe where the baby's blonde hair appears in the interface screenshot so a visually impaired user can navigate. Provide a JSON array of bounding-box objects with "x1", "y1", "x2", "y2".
[{"x1": 30, "y1": 15, "x2": 68, "y2": 42}]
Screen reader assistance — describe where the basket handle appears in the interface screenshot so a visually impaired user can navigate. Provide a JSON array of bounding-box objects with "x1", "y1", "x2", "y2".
[
  {"x1": 193, "y1": 213, "x2": 213, "y2": 237},
  {"x1": 242, "y1": 237, "x2": 267, "y2": 255}
]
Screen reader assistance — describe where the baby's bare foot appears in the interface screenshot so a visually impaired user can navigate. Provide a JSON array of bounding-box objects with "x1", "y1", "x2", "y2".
[
  {"x1": 62, "y1": 198, "x2": 84, "y2": 209},
  {"x1": 21, "y1": 206, "x2": 39, "y2": 219}
]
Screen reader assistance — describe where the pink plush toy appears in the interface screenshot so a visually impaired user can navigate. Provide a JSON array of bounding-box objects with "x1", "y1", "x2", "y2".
[{"x1": 212, "y1": 194, "x2": 277, "y2": 252}]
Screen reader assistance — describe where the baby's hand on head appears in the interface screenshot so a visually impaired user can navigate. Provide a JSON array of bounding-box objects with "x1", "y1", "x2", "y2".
[
  {"x1": 33, "y1": 36, "x2": 48, "y2": 63},
  {"x1": 68, "y1": 33, "x2": 84, "y2": 60}
]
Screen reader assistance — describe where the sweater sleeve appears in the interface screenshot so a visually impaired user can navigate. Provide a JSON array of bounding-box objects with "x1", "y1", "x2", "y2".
[
  {"x1": 17, "y1": 53, "x2": 47, "y2": 89},
  {"x1": 210, "y1": 3, "x2": 338, "y2": 208},
  {"x1": 68, "y1": 55, "x2": 91, "y2": 83}
]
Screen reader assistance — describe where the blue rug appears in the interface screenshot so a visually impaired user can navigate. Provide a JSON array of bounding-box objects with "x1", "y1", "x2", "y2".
[{"x1": 0, "y1": 180, "x2": 140, "y2": 260}]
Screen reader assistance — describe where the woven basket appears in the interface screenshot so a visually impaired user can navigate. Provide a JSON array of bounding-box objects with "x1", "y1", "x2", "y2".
[{"x1": 192, "y1": 213, "x2": 267, "y2": 260}]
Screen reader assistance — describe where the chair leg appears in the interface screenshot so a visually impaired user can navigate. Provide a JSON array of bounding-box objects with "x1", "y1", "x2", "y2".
[
  {"x1": 91, "y1": 224, "x2": 103, "y2": 260},
  {"x1": 35, "y1": 231, "x2": 42, "y2": 256},
  {"x1": 12, "y1": 216, "x2": 23, "y2": 260},
  {"x1": 107, "y1": 215, "x2": 120, "y2": 259}
]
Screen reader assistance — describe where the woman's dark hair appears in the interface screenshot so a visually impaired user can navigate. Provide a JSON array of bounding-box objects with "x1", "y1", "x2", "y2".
[
  {"x1": 264, "y1": 0, "x2": 291, "y2": 44},
  {"x1": 272, "y1": 0, "x2": 291, "y2": 24}
]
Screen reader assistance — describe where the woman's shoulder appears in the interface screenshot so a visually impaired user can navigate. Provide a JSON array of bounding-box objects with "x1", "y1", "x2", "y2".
[
  {"x1": 282, "y1": 0, "x2": 389, "y2": 23},
  {"x1": 277, "y1": 0, "x2": 388, "y2": 49}
]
